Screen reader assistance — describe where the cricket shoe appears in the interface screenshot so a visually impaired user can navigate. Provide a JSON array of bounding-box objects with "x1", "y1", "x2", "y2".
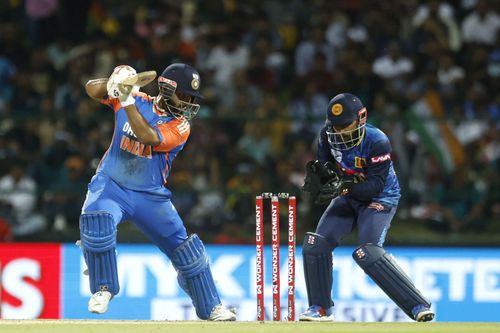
[
  {"x1": 299, "y1": 305, "x2": 335, "y2": 321},
  {"x1": 208, "y1": 304, "x2": 237, "y2": 321},
  {"x1": 412, "y1": 304, "x2": 435, "y2": 322},
  {"x1": 88, "y1": 291, "x2": 113, "y2": 314}
]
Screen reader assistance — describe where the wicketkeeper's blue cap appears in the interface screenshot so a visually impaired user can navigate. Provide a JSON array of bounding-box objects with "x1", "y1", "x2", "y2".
[{"x1": 325, "y1": 93, "x2": 364, "y2": 127}]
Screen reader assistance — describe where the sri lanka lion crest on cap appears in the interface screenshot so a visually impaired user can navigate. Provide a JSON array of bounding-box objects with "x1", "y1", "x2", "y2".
[{"x1": 331, "y1": 103, "x2": 343, "y2": 116}]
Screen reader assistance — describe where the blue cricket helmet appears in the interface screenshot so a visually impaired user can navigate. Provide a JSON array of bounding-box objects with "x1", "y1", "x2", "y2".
[
  {"x1": 325, "y1": 93, "x2": 367, "y2": 151},
  {"x1": 157, "y1": 63, "x2": 202, "y2": 120},
  {"x1": 160, "y1": 63, "x2": 203, "y2": 99},
  {"x1": 325, "y1": 93, "x2": 364, "y2": 127}
]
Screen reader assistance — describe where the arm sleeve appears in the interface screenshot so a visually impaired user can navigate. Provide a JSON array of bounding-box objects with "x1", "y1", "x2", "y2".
[
  {"x1": 348, "y1": 139, "x2": 392, "y2": 201},
  {"x1": 153, "y1": 119, "x2": 190, "y2": 152}
]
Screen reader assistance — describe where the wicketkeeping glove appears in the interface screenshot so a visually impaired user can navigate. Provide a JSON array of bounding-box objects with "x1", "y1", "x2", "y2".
[
  {"x1": 302, "y1": 160, "x2": 339, "y2": 200},
  {"x1": 314, "y1": 174, "x2": 360, "y2": 205}
]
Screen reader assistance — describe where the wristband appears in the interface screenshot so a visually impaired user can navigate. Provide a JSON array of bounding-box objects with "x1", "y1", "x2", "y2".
[{"x1": 120, "y1": 94, "x2": 135, "y2": 107}]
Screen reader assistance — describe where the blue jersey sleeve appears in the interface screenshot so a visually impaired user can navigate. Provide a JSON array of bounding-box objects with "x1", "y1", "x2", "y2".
[
  {"x1": 348, "y1": 139, "x2": 392, "y2": 201},
  {"x1": 317, "y1": 127, "x2": 332, "y2": 162}
]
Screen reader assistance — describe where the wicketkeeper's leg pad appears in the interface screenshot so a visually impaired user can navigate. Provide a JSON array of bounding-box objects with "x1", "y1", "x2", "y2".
[
  {"x1": 353, "y1": 244, "x2": 431, "y2": 320},
  {"x1": 302, "y1": 232, "x2": 335, "y2": 309},
  {"x1": 170, "y1": 234, "x2": 221, "y2": 319},
  {"x1": 80, "y1": 211, "x2": 120, "y2": 295}
]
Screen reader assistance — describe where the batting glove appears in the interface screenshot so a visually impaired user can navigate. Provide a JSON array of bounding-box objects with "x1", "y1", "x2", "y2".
[{"x1": 107, "y1": 65, "x2": 138, "y2": 107}]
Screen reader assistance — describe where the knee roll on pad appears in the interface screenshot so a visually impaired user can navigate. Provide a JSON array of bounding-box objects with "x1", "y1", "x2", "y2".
[
  {"x1": 302, "y1": 232, "x2": 334, "y2": 308},
  {"x1": 170, "y1": 234, "x2": 220, "y2": 319},
  {"x1": 80, "y1": 211, "x2": 119, "y2": 295},
  {"x1": 353, "y1": 244, "x2": 431, "y2": 320}
]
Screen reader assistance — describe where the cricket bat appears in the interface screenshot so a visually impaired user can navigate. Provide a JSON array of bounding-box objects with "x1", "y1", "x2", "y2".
[{"x1": 122, "y1": 70, "x2": 157, "y2": 87}]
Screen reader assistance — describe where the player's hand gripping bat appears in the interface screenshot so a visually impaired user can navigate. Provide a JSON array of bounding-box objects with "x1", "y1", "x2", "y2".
[{"x1": 106, "y1": 66, "x2": 156, "y2": 105}]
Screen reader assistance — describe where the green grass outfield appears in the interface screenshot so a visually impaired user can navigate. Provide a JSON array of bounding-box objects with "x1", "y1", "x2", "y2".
[{"x1": 1, "y1": 321, "x2": 500, "y2": 333}]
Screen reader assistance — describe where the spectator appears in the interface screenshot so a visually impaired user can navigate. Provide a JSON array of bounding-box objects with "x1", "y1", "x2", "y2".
[
  {"x1": 42, "y1": 155, "x2": 88, "y2": 231},
  {"x1": 0, "y1": 53, "x2": 16, "y2": 113},
  {"x1": 237, "y1": 121, "x2": 273, "y2": 166},
  {"x1": 372, "y1": 41, "x2": 414, "y2": 80},
  {"x1": 0, "y1": 160, "x2": 46, "y2": 238},
  {"x1": 0, "y1": 0, "x2": 498, "y2": 243},
  {"x1": 437, "y1": 51, "x2": 465, "y2": 107},
  {"x1": 205, "y1": 31, "x2": 249, "y2": 97},
  {"x1": 24, "y1": 0, "x2": 60, "y2": 47},
  {"x1": 372, "y1": 41, "x2": 414, "y2": 103},
  {"x1": 462, "y1": 0, "x2": 500, "y2": 45},
  {"x1": 412, "y1": 0, "x2": 461, "y2": 51},
  {"x1": 294, "y1": 25, "x2": 335, "y2": 77},
  {"x1": 422, "y1": 168, "x2": 487, "y2": 233}
]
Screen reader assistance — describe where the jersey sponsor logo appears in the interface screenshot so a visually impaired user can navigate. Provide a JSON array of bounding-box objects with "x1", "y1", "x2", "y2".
[
  {"x1": 371, "y1": 153, "x2": 391, "y2": 163},
  {"x1": 355, "y1": 157, "x2": 367, "y2": 168},
  {"x1": 120, "y1": 136, "x2": 153, "y2": 159}
]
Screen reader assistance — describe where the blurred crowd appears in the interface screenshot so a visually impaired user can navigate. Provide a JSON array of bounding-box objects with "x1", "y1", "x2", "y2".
[{"x1": 0, "y1": 0, "x2": 498, "y2": 243}]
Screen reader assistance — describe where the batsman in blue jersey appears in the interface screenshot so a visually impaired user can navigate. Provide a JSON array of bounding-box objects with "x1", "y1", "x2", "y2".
[
  {"x1": 81, "y1": 63, "x2": 236, "y2": 320},
  {"x1": 300, "y1": 93, "x2": 434, "y2": 322}
]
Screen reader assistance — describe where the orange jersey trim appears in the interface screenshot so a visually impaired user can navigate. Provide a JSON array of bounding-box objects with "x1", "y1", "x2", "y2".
[
  {"x1": 132, "y1": 91, "x2": 153, "y2": 102},
  {"x1": 154, "y1": 119, "x2": 190, "y2": 152},
  {"x1": 100, "y1": 92, "x2": 153, "y2": 112},
  {"x1": 100, "y1": 97, "x2": 122, "y2": 112}
]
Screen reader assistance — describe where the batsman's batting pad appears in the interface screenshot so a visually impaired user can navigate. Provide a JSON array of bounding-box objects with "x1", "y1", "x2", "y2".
[
  {"x1": 302, "y1": 232, "x2": 335, "y2": 308},
  {"x1": 80, "y1": 212, "x2": 120, "y2": 295},
  {"x1": 170, "y1": 234, "x2": 221, "y2": 319},
  {"x1": 353, "y1": 244, "x2": 431, "y2": 320}
]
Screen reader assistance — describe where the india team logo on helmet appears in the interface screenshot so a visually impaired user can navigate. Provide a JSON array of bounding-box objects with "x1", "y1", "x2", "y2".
[
  {"x1": 191, "y1": 74, "x2": 200, "y2": 90},
  {"x1": 325, "y1": 93, "x2": 367, "y2": 151}
]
